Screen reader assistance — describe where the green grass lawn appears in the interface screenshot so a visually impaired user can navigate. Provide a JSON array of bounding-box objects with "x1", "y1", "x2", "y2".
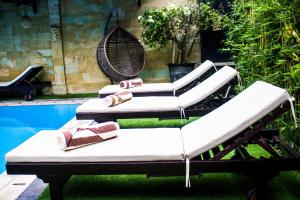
[
  {"x1": 118, "y1": 117, "x2": 199, "y2": 128},
  {"x1": 38, "y1": 118, "x2": 300, "y2": 200}
]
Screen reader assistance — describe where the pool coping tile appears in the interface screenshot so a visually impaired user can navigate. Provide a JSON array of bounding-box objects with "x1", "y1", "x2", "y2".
[{"x1": 0, "y1": 98, "x2": 92, "y2": 106}]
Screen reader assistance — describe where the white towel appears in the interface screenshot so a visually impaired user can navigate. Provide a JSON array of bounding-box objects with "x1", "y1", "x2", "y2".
[
  {"x1": 103, "y1": 90, "x2": 133, "y2": 107},
  {"x1": 120, "y1": 78, "x2": 143, "y2": 89},
  {"x1": 56, "y1": 121, "x2": 119, "y2": 150}
]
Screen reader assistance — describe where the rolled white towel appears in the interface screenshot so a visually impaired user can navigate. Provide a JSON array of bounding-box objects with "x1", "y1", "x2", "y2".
[
  {"x1": 120, "y1": 78, "x2": 143, "y2": 89},
  {"x1": 56, "y1": 121, "x2": 119, "y2": 150},
  {"x1": 103, "y1": 90, "x2": 133, "y2": 107}
]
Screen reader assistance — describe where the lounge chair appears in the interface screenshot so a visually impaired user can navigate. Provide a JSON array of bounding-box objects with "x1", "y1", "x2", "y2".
[
  {"x1": 76, "y1": 66, "x2": 238, "y2": 122},
  {"x1": 98, "y1": 60, "x2": 218, "y2": 97},
  {"x1": 5, "y1": 81, "x2": 299, "y2": 199},
  {"x1": 0, "y1": 65, "x2": 51, "y2": 100}
]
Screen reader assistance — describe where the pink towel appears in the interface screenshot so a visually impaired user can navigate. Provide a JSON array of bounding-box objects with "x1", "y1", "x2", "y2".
[
  {"x1": 56, "y1": 121, "x2": 119, "y2": 150},
  {"x1": 120, "y1": 78, "x2": 143, "y2": 89},
  {"x1": 103, "y1": 90, "x2": 133, "y2": 107}
]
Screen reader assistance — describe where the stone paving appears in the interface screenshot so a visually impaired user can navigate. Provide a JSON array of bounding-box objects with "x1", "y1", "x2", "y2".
[
  {"x1": 0, "y1": 98, "x2": 94, "y2": 200},
  {"x1": 0, "y1": 174, "x2": 37, "y2": 200}
]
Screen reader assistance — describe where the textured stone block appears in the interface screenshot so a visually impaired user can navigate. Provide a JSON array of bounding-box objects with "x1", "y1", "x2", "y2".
[
  {"x1": 0, "y1": 68, "x2": 9, "y2": 77},
  {"x1": 35, "y1": 33, "x2": 52, "y2": 41},
  {"x1": 41, "y1": 58, "x2": 54, "y2": 67},
  {"x1": 65, "y1": 74, "x2": 83, "y2": 85},
  {"x1": 65, "y1": 63, "x2": 79, "y2": 74},
  {"x1": 63, "y1": 16, "x2": 95, "y2": 26},
  {"x1": 0, "y1": 36, "x2": 15, "y2": 48},
  {"x1": 52, "y1": 83, "x2": 67, "y2": 95},
  {"x1": 142, "y1": 68, "x2": 170, "y2": 80},
  {"x1": 0, "y1": 26, "x2": 13, "y2": 34},
  {"x1": 36, "y1": 50, "x2": 53, "y2": 57},
  {"x1": 0, "y1": 57, "x2": 16, "y2": 69},
  {"x1": 0, "y1": 52, "x2": 8, "y2": 57},
  {"x1": 67, "y1": 81, "x2": 105, "y2": 94},
  {"x1": 38, "y1": 41, "x2": 52, "y2": 49}
]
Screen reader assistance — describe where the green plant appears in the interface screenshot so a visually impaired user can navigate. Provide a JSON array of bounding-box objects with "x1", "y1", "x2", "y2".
[
  {"x1": 223, "y1": 0, "x2": 300, "y2": 146},
  {"x1": 138, "y1": 0, "x2": 221, "y2": 64},
  {"x1": 291, "y1": 63, "x2": 300, "y2": 86},
  {"x1": 224, "y1": 0, "x2": 300, "y2": 89}
]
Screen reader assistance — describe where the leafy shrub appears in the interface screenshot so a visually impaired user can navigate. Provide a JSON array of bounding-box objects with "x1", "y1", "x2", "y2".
[
  {"x1": 138, "y1": 0, "x2": 221, "y2": 64},
  {"x1": 224, "y1": 0, "x2": 300, "y2": 145}
]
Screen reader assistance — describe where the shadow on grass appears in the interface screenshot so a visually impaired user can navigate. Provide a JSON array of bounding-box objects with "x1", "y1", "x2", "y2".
[
  {"x1": 38, "y1": 173, "x2": 248, "y2": 199},
  {"x1": 39, "y1": 172, "x2": 300, "y2": 200},
  {"x1": 270, "y1": 171, "x2": 300, "y2": 200},
  {"x1": 118, "y1": 117, "x2": 199, "y2": 129}
]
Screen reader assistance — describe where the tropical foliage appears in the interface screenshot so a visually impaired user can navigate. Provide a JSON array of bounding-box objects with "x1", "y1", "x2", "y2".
[
  {"x1": 224, "y1": 0, "x2": 300, "y2": 91},
  {"x1": 223, "y1": 0, "x2": 300, "y2": 145}
]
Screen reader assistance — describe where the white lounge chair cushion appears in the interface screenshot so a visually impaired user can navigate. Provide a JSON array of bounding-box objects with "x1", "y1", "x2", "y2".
[
  {"x1": 99, "y1": 83, "x2": 173, "y2": 95},
  {"x1": 5, "y1": 81, "x2": 292, "y2": 165},
  {"x1": 172, "y1": 60, "x2": 215, "y2": 91},
  {"x1": 0, "y1": 65, "x2": 42, "y2": 87},
  {"x1": 181, "y1": 81, "x2": 292, "y2": 159},
  {"x1": 178, "y1": 66, "x2": 237, "y2": 109},
  {"x1": 98, "y1": 60, "x2": 215, "y2": 96},
  {"x1": 76, "y1": 96, "x2": 180, "y2": 113},
  {"x1": 6, "y1": 128, "x2": 185, "y2": 162},
  {"x1": 78, "y1": 66, "x2": 237, "y2": 114}
]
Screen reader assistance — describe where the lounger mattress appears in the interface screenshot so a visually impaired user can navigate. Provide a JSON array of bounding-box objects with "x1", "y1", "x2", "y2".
[
  {"x1": 181, "y1": 81, "x2": 292, "y2": 159},
  {"x1": 5, "y1": 128, "x2": 185, "y2": 162},
  {"x1": 76, "y1": 96, "x2": 180, "y2": 113},
  {"x1": 99, "y1": 83, "x2": 173, "y2": 95}
]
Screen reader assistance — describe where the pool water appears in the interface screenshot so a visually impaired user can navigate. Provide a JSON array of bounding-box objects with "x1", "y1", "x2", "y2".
[{"x1": 0, "y1": 104, "x2": 78, "y2": 173}]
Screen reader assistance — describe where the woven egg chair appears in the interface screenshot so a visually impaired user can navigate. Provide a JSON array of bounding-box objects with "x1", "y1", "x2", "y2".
[{"x1": 96, "y1": 26, "x2": 145, "y2": 82}]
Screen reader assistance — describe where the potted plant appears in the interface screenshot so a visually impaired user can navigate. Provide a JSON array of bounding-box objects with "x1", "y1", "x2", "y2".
[
  {"x1": 138, "y1": 0, "x2": 221, "y2": 81},
  {"x1": 200, "y1": 0, "x2": 233, "y2": 63}
]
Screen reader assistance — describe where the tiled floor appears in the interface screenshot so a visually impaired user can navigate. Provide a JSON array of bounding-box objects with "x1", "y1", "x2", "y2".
[
  {"x1": 0, "y1": 174, "x2": 38, "y2": 200},
  {"x1": 0, "y1": 98, "x2": 94, "y2": 199},
  {"x1": 16, "y1": 178, "x2": 47, "y2": 200}
]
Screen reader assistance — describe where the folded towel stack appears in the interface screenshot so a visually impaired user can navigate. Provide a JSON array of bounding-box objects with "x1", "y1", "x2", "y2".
[
  {"x1": 103, "y1": 90, "x2": 133, "y2": 107},
  {"x1": 57, "y1": 121, "x2": 119, "y2": 150},
  {"x1": 120, "y1": 78, "x2": 143, "y2": 89}
]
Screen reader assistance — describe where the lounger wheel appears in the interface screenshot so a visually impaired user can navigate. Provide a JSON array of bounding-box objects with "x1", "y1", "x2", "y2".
[
  {"x1": 247, "y1": 187, "x2": 271, "y2": 200},
  {"x1": 247, "y1": 188, "x2": 257, "y2": 200},
  {"x1": 24, "y1": 94, "x2": 32, "y2": 101},
  {"x1": 24, "y1": 89, "x2": 32, "y2": 101}
]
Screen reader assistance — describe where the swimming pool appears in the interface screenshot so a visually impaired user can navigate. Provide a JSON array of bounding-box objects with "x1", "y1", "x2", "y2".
[{"x1": 0, "y1": 104, "x2": 79, "y2": 173}]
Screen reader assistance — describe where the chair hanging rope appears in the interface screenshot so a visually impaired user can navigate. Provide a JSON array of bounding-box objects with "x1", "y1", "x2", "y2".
[{"x1": 96, "y1": 26, "x2": 145, "y2": 82}]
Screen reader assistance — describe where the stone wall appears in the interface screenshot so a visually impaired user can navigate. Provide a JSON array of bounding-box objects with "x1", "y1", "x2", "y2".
[
  {"x1": 0, "y1": 1, "x2": 53, "y2": 83},
  {"x1": 0, "y1": 0, "x2": 200, "y2": 94}
]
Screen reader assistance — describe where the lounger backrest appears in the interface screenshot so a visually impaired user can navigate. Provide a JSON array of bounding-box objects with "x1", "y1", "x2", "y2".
[
  {"x1": 172, "y1": 60, "x2": 216, "y2": 91},
  {"x1": 2, "y1": 65, "x2": 43, "y2": 87},
  {"x1": 181, "y1": 81, "x2": 292, "y2": 159},
  {"x1": 178, "y1": 66, "x2": 237, "y2": 109}
]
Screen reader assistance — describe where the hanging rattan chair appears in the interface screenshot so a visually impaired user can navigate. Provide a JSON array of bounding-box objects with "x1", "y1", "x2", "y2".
[{"x1": 96, "y1": 26, "x2": 145, "y2": 82}]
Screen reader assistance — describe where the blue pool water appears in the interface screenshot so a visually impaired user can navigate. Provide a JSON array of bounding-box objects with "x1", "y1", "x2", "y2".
[{"x1": 0, "y1": 104, "x2": 78, "y2": 173}]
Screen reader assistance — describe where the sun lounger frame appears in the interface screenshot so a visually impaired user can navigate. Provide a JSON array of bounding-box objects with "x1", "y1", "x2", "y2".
[
  {"x1": 6, "y1": 101, "x2": 300, "y2": 199},
  {"x1": 0, "y1": 66, "x2": 51, "y2": 100}
]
